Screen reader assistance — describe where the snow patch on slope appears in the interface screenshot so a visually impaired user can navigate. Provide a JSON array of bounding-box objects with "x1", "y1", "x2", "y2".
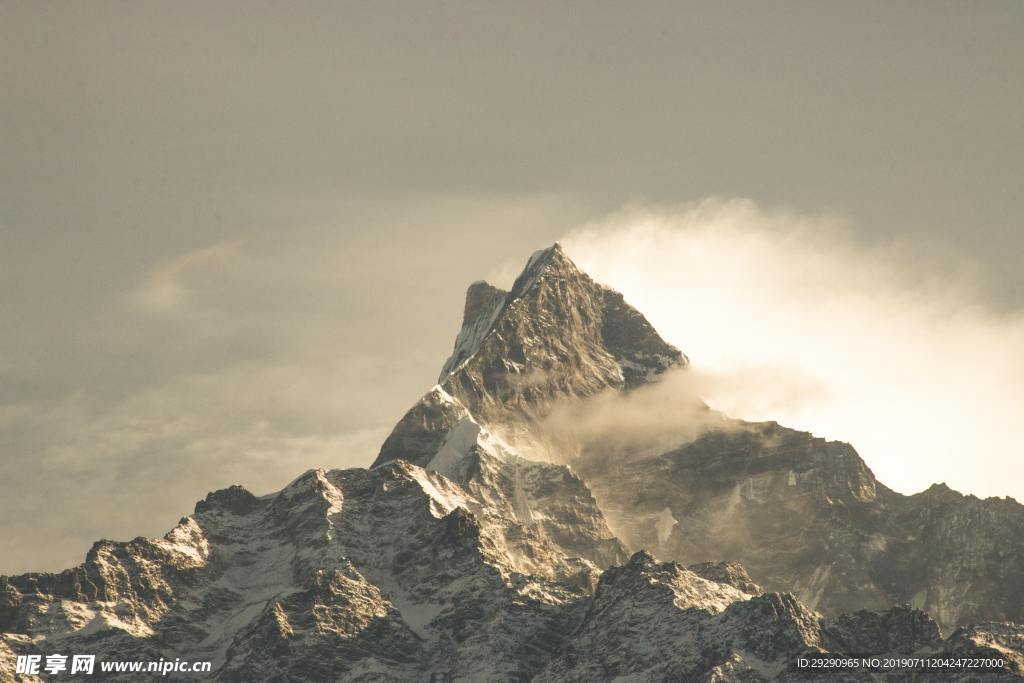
[
  {"x1": 427, "y1": 413, "x2": 516, "y2": 482},
  {"x1": 405, "y1": 465, "x2": 472, "y2": 519}
]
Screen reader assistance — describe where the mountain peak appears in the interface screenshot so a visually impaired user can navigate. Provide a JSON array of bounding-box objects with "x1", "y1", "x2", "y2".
[
  {"x1": 439, "y1": 281, "x2": 508, "y2": 382},
  {"x1": 507, "y1": 242, "x2": 578, "y2": 300},
  {"x1": 449, "y1": 244, "x2": 683, "y2": 407},
  {"x1": 439, "y1": 243, "x2": 684, "y2": 391},
  {"x1": 380, "y1": 244, "x2": 686, "y2": 470}
]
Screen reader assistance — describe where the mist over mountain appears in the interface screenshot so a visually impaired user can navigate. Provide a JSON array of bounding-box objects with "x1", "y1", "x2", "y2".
[{"x1": 3, "y1": 245, "x2": 1022, "y2": 681}]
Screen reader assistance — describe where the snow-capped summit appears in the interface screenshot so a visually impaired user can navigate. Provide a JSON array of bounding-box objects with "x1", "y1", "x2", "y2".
[{"x1": 376, "y1": 243, "x2": 687, "y2": 474}]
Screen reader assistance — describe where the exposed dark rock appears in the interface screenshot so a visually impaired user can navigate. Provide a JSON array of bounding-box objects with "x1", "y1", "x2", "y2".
[{"x1": 195, "y1": 484, "x2": 261, "y2": 515}]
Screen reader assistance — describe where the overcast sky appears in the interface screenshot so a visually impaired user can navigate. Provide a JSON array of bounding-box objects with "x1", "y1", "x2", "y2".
[{"x1": 1, "y1": 1, "x2": 1022, "y2": 574}]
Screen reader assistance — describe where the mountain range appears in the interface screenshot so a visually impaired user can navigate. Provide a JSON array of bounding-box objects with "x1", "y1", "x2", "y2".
[{"x1": 3, "y1": 244, "x2": 1022, "y2": 681}]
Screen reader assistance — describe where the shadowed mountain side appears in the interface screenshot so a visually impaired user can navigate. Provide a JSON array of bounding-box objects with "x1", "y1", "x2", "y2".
[{"x1": 580, "y1": 421, "x2": 1024, "y2": 632}]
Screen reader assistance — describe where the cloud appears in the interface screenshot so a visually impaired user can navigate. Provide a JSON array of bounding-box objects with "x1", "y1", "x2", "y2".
[
  {"x1": 135, "y1": 241, "x2": 245, "y2": 313},
  {"x1": 534, "y1": 367, "x2": 734, "y2": 463},
  {"x1": 560, "y1": 198, "x2": 1024, "y2": 502}
]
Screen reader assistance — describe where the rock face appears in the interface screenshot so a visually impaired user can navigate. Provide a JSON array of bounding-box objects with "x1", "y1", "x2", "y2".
[
  {"x1": 3, "y1": 243, "x2": 1023, "y2": 681},
  {"x1": 2, "y1": 461, "x2": 623, "y2": 682},
  {"x1": 376, "y1": 243, "x2": 686, "y2": 468}
]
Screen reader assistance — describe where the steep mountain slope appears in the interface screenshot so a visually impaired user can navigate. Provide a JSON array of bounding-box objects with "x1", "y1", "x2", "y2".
[
  {"x1": 3, "y1": 242, "x2": 1023, "y2": 681},
  {"x1": 1, "y1": 458, "x2": 623, "y2": 682},
  {"x1": 377, "y1": 243, "x2": 1024, "y2": 634},
  {"x1": 581, "y1": 419, "x2": 1024, "y2": 633},
  {"x1": 375, "y1": 243, "x2": 686, "y2": 468}
]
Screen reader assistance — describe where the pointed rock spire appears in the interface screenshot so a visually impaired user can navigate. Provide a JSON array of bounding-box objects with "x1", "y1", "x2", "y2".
[
  {"x1": 375, "y1": 243, "x2": 687, "y2": 469},
  {"x1": 438, "y1": 243, "x2": 685, "y2": 420}
]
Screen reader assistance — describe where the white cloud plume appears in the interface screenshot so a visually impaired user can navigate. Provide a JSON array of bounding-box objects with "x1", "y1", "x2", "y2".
[{"x1": 560, "y1": 198, "x2": 1024, "y2": 501}]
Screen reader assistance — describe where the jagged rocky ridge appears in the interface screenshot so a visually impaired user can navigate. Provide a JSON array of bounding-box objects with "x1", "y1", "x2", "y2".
[
  {"x1": 2, "y1": 243, "x2": 1023, "y2": 681},
  {"x1": 4, "y1": 465, "x2": 1021, "y2": 681},
  {"x1": 2, "y1": 456, "x2": 625, "y2": 682}
]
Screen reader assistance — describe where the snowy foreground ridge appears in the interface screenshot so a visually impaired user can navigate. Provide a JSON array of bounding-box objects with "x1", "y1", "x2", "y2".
[{"x1": 3, "y1": 243, "x2": 1024, "y2": 681}]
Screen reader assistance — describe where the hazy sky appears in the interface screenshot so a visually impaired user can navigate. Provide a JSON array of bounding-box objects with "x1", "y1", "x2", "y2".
[{"x1": 1, "y1": 1, "x2": 1022, "y2": 573}]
